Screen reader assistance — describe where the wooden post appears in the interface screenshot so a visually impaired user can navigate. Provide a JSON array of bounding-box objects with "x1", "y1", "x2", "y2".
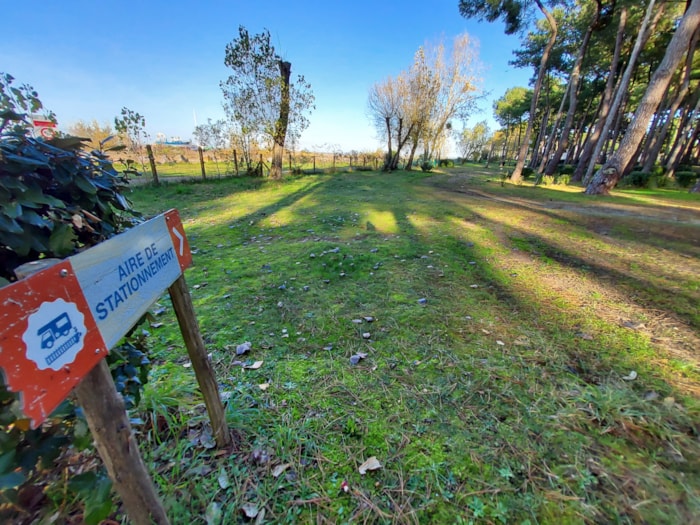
[
  {"x1": 198, "y1": 147, "x2": 206, "y2": 180},
  {"x1": 313, "y1": 156, "x2": 316, "y2": 173},
  {"x1": 233, "y1": 150, "x2": 239, "y2": 176},
  {"x1": 289, "y1": 153, "x2": 292, "y2": 172},
  {"x1": 75, "y1": 363, "x2": 170, "y2": 525},
  {"x1": 15, "y1": 261, "x2": 170, "y2": 525},
  {"x1": 168, "y1": 275, "x2": 232, "y2": 447},
  {"x1": 146, "y1": 145, "x2": 159, "y2": 186}
]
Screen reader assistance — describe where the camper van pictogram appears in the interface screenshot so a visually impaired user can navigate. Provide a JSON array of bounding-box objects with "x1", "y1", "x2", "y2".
[{"x1": 37, "y1": 313, "x2": 72, "y2": 349}]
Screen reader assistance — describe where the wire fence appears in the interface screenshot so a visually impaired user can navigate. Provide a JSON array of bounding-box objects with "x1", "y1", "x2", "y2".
[{"x1": 123, "y1": 147, "x2": 384, "y2": 183}]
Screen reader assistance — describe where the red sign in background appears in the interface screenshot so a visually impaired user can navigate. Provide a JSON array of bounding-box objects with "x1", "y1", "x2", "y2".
[{"x1": 0, "y1": 261, "x2": 108, "y2": 427}]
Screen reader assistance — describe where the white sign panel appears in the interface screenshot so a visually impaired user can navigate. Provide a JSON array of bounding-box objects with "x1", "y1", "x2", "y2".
[{"x1": 70, "y1": 211, "x2": 191, "y2": 349}]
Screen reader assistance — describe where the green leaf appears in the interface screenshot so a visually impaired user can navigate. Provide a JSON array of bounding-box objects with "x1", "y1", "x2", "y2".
[
  {"x1": 16, "y1": 186, "x2": 65, "y2": 209},
  {"x1": 68, "y1": 471, "x2": 98, "y2": 495},
  {"x1": 18, "y1": 209, "x2": 50, "y2": 228},
  {"x1": 0, "y1": 213, "x2": 23, "y2": 234},
  {"x1": 1, "y1": 152, "x2": 49, "y2": 169},
  {"x1": 0, "y1": 176, "x2": 28, "y2": 192},
  {"x1": 0, "y1": 201, "x2": 22, "y2": 219},
  {"x1": 74, "y1": 174, "x2": 97, "y2": 194},
  {"x1": 85, "y1": 497, "x2": 113, "y2": 525},
  {"x1": 0, "y1": 231, "x2": 33, "y2": 256},
  {"x1": 0, "y1": 450, "x2": 16, "y2": 474},
  {"x1": 48, "y1": 222, "x2": 77, "y2": 256},
  {"x1": 0, "y1": 471, "x2": 26, "y2": 490}
]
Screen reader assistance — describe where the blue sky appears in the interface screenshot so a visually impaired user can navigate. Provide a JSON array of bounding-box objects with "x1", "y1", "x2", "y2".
[{"x1": 2, "y1": 0, "x2": 531, "y2": 152}]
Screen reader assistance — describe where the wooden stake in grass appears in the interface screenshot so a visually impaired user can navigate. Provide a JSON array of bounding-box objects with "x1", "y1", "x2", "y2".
[
  {"x1": 168, "y1": 275, "x2": 233, "y2": 447},
  {"x1": 198, "y1": 146, "x2": 207, "y2": 180},
  {"x1": 146, "y1": 144, "x2": 159, "y2": 186}
]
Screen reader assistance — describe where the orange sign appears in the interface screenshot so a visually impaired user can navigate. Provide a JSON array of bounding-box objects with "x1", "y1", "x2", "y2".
[{"x1": 0, "y1": 261, "x2": 108, "y2": 427}]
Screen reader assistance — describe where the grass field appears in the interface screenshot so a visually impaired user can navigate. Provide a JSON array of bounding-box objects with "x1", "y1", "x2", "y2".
[{"x1": 126, "y1": 165, "x2": 700, "y2": 524}]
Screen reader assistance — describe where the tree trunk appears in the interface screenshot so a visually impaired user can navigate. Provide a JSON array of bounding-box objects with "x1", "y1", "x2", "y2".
[
  {"x1": 573, "y1": 8, "x2": 627, "y2": 182},
  {"x1": 511, "y1": 0, "x2": 557, "y2": 183},
  {"x1": 384, "y1": 116, "x2": 393, "y2": 171},
  {"x1": 642, "y1": 26, "x2": 698, "y2": 172},
  {"x1": 583, "y1": 0, "x2": 660, "y2": 184},
  {"x1": 271, "y1": 60, "x2": 291, "y2": 179},
  {"x1": 545, "y1": 20, "x2": 596, "y2": 176},
  {"x1": 585, "y1": 0, "x2": 700, "y2": 195},
  {"x1": 665, "y1": 90, "x2": 699, "y2": 172},
  {"x1": 539, "y1": 73, "x2": 572, "y2": 174},
  {"x1": 531, "y1": 103, "x2": 551, "y2": 168},
  {"x1": 406, "y1": 127, "x2": 421, "y2": 170}
]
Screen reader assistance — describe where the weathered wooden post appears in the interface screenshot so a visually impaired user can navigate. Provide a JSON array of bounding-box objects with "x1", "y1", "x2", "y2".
[
  {"x1": 289, "y1": 153, "x2": 292, "y2": 172},
  {"x1": 313, "y1": 156, "x2": 316, "y2": 173},
  {"x1": 74, "y1": 362, "x2": 170, "y2": 525},
  {"x1": 168, "y1": 275, "x2": 231, "y2": 447},
  {"x1": 233, "y1": 150, "x2": 239, "y2": 176},
  {"x1": 198, "y1": 147, "x2": 206, "y2": 180},
  {"x1": 146, "y1": 145, "x2": 159, "y2": 186}
]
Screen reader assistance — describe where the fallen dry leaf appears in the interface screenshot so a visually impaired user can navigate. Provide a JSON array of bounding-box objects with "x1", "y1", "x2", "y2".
[
  {"x1": 244, "y1": 361, "x2": 263, "y2": 370},
  {"x1": 258, "y1": 383, "x2": 270, "y2": 390},
  {"x1": 241, "y1": 502, "x2": 259, "y2": 518},
  {"x1": 272, "y1": 463, "x2": 291, "y2": 478},
  {"x1": 358, "y1": 456, "x2": 382, "y2": 474}
]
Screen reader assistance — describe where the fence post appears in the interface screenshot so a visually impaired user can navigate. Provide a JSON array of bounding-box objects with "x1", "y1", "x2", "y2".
[
  {"x1": 146, "y1": 145, "x2": 159, "y2": 186},
  {"x1": 198, "y1": 147, "x2": 206, "y2": 180},
  {"x1": 289, "y1": 153, "x2": 292, "y2": 172},
  {"x1": 14, "y1": 262, "x2": 170, "y2": 525},
  {"x1": 233, "y1": 150, "x2": 239, "y2": 176},
  {"x1": 313, "y1": 156, "x2": 316, "y2": 173}
]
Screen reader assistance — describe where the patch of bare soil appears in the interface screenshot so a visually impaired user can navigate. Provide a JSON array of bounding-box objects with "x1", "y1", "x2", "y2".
[
  {"x1": 429, "y1": 172, "x2": 700, "y2": 384},
  {"x1": 434, "y1": 171, "x2": 700, "y2": 226}
]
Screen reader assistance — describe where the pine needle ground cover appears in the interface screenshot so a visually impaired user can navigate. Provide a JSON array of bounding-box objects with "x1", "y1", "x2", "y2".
[{"x1": 128, "y1": 167, "x2": 700, "y2": 524}]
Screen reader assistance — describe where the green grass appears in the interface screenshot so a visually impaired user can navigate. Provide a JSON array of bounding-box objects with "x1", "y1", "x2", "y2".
[{"x1": 122, "y1": 167, "x2": 700, "y2": 524}]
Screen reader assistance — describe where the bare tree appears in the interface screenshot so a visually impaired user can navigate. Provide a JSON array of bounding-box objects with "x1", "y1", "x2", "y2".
[
  {"x1": 368, "y1": 33, "x2": 481, "y2": 170},
  {"x1": 367, "y1": 74, "x2": 414, "y2": 171}
]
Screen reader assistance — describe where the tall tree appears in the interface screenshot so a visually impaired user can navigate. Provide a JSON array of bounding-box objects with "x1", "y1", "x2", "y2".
[
  {"x1": 544, "y1": 0, "x2": 607, "y2": 176},
  {"x1": 458, "y1": 120, "x2": 492, "y2": 161},
  {"x1": 459, "y1": 0, "x2": 560, "y2": 183},
  {"x1": 221, "y1": 26, "x2": 314, "y2": 179},
  {"x1": 494, "y1": 86, "x2": 530, "y2": 161},
  {"x1": 585, "y1": 0, "x2": 700, "y2": 194},
  {"x1": 572, "y1": 6, "x2": 628, "y2": 182},
  {"x1": 368, "y1": 34, "x2": 481, "y2": 170},
  {"x1": 367, "y1": 74, "x2": 414, "y2": 171},
  {"x1": 582, "y1": 0, "x2": 666, "y2": 184},
  {"x1": 419, "y1": 34, "x2": 482, "y2": 161}
]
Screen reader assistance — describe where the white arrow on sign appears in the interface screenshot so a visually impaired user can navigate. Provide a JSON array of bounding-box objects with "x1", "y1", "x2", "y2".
[{"x1": 172, "y1": 227, "x2": 185, "y2": 256}]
